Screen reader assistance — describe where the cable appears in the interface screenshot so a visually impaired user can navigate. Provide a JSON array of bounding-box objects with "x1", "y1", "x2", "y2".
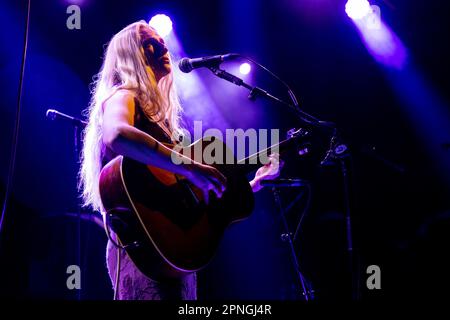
[
  {"x1": 0, "y1": 0, "x2": 31, "y2": 235},
  {"x1": 104, "y1": 211, "x2": 139, "y2": 250},
  {"x1": 103, "y1": 212, "x2": 138, "y2": 300},
  {"x1": 293, "y1": 184, "x2": 312, "y2": 241},
  {"x1": 101, "y1": 213, "x2": 122, "y2": 300},
  {"x1": 113, "y1": 245, "x2": 122, "y2": 300},
  {"x1": 237, "y1": 55, "x2": 333, "y2": 129},
  {"x1": 238, "y1": 54, "x2": 301, "y2": 110}
]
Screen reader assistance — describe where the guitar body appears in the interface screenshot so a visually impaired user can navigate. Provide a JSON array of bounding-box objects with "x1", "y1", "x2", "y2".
[{"x1": 99, "y1": 137, "x2": 255, "y2": 280}]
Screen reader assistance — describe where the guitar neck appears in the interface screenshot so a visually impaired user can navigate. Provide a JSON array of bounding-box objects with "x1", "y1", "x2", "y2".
[{"x1": 236, "y1": 135, "x2": 301, "y2": 174}]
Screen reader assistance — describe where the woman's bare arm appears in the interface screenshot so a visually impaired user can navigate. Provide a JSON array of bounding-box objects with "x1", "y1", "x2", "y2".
[
  {"x1": 102, "y1": 90, "x2": 226, "y2": 203},
  {"x1": 103, "y1": 90, "x2": 189, "y2": 175}
]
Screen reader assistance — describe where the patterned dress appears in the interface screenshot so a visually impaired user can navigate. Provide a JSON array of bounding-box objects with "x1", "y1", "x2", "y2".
[{"x1": 105, "y1": 236, "x2": 197, "y2": 300}]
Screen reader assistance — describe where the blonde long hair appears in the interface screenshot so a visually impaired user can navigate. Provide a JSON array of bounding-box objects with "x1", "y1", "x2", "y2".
[{"x1": 79, "y1": 20, "x2": 183, "y2": 212}]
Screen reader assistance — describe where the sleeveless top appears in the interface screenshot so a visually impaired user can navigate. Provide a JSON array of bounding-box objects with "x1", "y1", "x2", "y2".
[
  {"x1": 101, "y1": 97, "x2": 175, "y2": 168},
  {"x1": 101, "y1": 97, "x2": 197, "y2": 299}
]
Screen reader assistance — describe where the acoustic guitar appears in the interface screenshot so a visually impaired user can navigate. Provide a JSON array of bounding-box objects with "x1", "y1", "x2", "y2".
[{"x1": 99, "y1": 128, "x2": 308, "y2": 280}]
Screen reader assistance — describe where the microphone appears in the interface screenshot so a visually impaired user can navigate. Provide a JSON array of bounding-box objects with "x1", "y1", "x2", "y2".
[
  {"x1": 46, "y1": 109, "x2": 87, "y2": 127},
  {"x1": 178, "y1": 53, "x2": 238, "y2": 73}
]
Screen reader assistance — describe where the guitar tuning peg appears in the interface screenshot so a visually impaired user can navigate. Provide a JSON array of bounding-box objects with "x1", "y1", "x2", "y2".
[{"x1": 287, "y1": 128, "x2": 309, "y2": 140}]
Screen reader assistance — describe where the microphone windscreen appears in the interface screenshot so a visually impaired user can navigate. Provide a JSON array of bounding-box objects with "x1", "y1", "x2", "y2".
[{"x1": 178, "y1": 58, "x2": 192, "y2": 73}]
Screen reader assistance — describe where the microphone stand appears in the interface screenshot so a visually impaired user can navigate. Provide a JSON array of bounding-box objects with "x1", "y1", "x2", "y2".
[
  {"x1": 320, "y1": 130, "x2": 360, "y2": 300},
  {"x1": 74, "y1": 121, "x2": 82, "y2": 301},
  {"x1": 46, "y1": 109, "x2": 87, "y2": 300},
  {"x1": 208, "y1": 66, "x2": 360, "y2": 300},
  {"x1": 207, "y1": 67, "x2": 335, "y2": 130},
  {"x1": 261, "y1": 179, "x2": 314, "y2": 300}
]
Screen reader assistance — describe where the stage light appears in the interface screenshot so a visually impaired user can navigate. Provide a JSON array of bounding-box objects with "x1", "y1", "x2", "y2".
[
  {"x1": 63, "y1": 0, "x2": 86, "y2": 5},
  {"x1": 348, "y1": 2, "x2": 407, "y2": 69},
  {"x1": 239, "y1": 63, "x2": 251, "y2": 75},
  {"x1": 345, "y1": 0, "x2": 372, "y2": 20},
  {"x1": 149, "y1": 14, "x2": 173, "y2": 37}
]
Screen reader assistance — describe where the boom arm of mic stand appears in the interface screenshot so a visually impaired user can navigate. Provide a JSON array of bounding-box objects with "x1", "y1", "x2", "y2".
[{"x1": 207, "y1": 67, "x2": 335, "y2": 131}]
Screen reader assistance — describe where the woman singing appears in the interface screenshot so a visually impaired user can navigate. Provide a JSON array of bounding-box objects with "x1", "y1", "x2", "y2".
[{"x1": 79, "y1": 21, "x2": 282, "y2": 300}]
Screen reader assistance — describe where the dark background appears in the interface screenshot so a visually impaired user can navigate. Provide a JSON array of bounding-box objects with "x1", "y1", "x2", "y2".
[{"x1": 0, "y1": 0, "x2": 449, "y2": 300}]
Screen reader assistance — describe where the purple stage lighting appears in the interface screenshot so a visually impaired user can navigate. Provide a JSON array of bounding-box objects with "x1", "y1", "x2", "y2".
[
  {"x1": 356, "y1": 20, "x2": 407, "y2": 69},
  {"x1": 348, "y1": 2, "x2": 407, "y2": 69},
  {"x1": 345, "y1": 0, "x2": 372, "y2": 20},
  {"x1": 63, "y1": 0, "x2": 86, "y2": 5},
  {"x1": 239, "y1": 63, "x2": 251, "y2": 75},
  {"x1": 149, "y1": 14, "x2": 173, "y2": 37}
]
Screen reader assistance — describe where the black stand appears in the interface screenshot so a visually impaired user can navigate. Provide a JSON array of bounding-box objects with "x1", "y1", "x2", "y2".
[
  {"x1": 267, "y1": 181, "x2": 314, "y2": 301},
  {"x1": 47, "y1": 109, "x2": 87, "y2": 300},
  {"x1": 208, "y1": 67, "x2": 360, "y2": 300},
  {"x1": 341, "y1": 156, "x2": 359, "y2": 300},
  {"x1": 73, "y1": 124, "x2": 82, "y2": 301},
  {"x1": 321, "y1": 130, "x2": 360, "y2": 300}
]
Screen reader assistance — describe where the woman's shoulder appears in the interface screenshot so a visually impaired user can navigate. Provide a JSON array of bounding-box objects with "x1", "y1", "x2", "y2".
[
  {"x1": 102, "y1": 88, "x2": 137, "y2": 111},
  {"x1": 110, "y1": 87, "x2": 136, "y2": 102}
]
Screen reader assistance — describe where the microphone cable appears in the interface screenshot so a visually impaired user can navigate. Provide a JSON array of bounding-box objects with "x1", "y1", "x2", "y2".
[
  {"x1": 236, "y1": 54, "x2": 301, "y2": 111},
  {"x1": 237, "y1": 54, "x2": 334, "y2": 129},
  {"x1": 0, "y1": 0, "x2": 31, "y2": 235}
]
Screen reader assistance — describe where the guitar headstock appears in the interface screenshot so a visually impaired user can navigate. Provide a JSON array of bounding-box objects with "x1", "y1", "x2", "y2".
[{"x1": 286, "y1": 128, "x2": 309, "y2": 140}]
